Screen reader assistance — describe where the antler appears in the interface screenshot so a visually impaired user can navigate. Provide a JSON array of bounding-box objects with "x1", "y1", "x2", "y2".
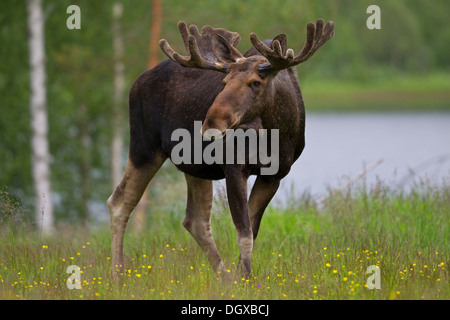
[
  {"x1": 250, "y1": 19, "x2": 335, "y2": 71},
  {"x1": 159, "y1": 21, "x2": 241, "y2": 72}
]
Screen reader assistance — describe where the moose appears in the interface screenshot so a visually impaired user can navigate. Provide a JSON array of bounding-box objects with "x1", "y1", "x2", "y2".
[{"x1": 107, "y1": 19, "x2": 335, "y2": 280}]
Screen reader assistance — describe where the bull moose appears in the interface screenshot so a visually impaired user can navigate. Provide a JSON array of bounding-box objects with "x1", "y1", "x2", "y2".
[{"x1": 107, "y1": 19, "x2": 335, "y2": 280}]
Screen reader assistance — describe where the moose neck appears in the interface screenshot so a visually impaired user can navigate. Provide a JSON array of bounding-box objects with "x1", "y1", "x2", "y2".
[{"x1": 262, "y1": 69, "x2": 303, "y2": 134}]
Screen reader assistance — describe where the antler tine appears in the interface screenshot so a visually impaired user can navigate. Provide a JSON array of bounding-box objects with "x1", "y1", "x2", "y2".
[
  {"x1": 186, "y1": 35, "x2": 221, "y2": 69},
  {"x1": 159, "y1": 21, "x2": 239, "y2": 72},
  {"x1": 158, "y1": 38, "x2": 195, "y2": 68},
  {"x1": 295, "y1": 19, "x2": 335, "y2": 64},
  {"x1": 252, "y1": 19, "x2": 335, "y2": 71},
  {"x1": 249, "y1": 32, "x2": 273, "y2": 57},
  {"x1": 178, "y1": 21, "x2": 190, "y2": 53},
  {"x1": 189, "y1": 24, "x2": 201, "y2": 38}
]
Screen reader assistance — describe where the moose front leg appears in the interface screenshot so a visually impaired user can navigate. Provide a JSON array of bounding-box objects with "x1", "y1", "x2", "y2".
[
  {"x1": 183, "y1": 173, "x2": 228, "y2": 277},
  {"x1": 248, "y1": 176, "x2": 280, "y2": 241},
  {"x1": 224, "y1": 166, "x2": 253, "y2": 277}
]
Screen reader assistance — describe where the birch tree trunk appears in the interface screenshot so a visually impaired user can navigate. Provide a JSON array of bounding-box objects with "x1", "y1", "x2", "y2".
[
  {"x1": 111, "y1": 2, "x2": 125, "y2": 190},
  {"x1": 27, "y1": 0, "x2": 54, "y2": 234},
  {"x1": 77, "y1": 103, "x2": 90, "y2": 227}
]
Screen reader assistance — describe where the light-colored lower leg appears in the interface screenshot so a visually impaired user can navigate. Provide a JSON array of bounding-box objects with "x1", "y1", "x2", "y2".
[
  {"x1": 223, "y1": 167, "x2": 253, "y2": 277},
  {"x1": 237, "y1": 230, "x2": 254, "y2": 276},
  {"x1": 183, "y1": 174, "x2": 227, "y2": 276},
  {"x1": 107, "y1": 156, "x2": 165, "y2": 281}
]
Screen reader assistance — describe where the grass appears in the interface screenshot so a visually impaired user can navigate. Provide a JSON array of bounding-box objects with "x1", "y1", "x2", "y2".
[
  {"x1": 302, "y1": 72, "x2": 450, "y2": 112},
  {"x1": 0, "y1": 180, "x2": 448, "y2": 300}
]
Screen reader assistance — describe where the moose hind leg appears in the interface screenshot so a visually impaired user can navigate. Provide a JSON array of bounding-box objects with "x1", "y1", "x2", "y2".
[
  {"x1": 107, "y1": 154, "x2": 166, "y2": 280},
  {"x1": 183, "y1": 174, "x2": 227, "y2": 276}
]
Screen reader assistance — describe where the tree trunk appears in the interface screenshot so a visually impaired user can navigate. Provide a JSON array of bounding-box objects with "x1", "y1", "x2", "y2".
[
  {"x1": 27, "y1": 0, "x2": 54, "y2": 234},
  {"x1": 132, "y1": 0, "x2": 163, "y2": 233},
  {"x1": 111, "y1": 2, "x2": 125, "y2": 189},
  {"x1": 77, "y1": 103, "x2": 90, "y2": 227},
  {"x1": 148, "y1": 0, "x2": 162, "y2": 69}
]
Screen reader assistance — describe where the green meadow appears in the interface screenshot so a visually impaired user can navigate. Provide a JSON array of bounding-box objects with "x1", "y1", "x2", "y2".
[
  {"x1": 304, "y1": 72, "x2": 450, "y2": 112},
  {"x1": 1, "y1": 180, "x2": 448, "y2": 300}
]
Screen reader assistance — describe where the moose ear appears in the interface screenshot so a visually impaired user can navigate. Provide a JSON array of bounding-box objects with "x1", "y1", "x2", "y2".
[{"x1": 211, "y1": 33, "x2": 243, "y2": 64}]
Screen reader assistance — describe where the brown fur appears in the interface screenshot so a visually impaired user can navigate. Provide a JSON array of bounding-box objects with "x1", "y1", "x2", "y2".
[{"x1": 107, "y1": 20, "x2": 334, "y2": 280}]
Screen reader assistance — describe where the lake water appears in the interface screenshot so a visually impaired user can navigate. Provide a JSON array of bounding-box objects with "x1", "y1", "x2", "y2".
[
  {"x1": 253, "y1": 112, "x2": 450, "y2": 205},
  {"x1": 93, "y1": 112, "x2": 450, "y2": 222}
]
